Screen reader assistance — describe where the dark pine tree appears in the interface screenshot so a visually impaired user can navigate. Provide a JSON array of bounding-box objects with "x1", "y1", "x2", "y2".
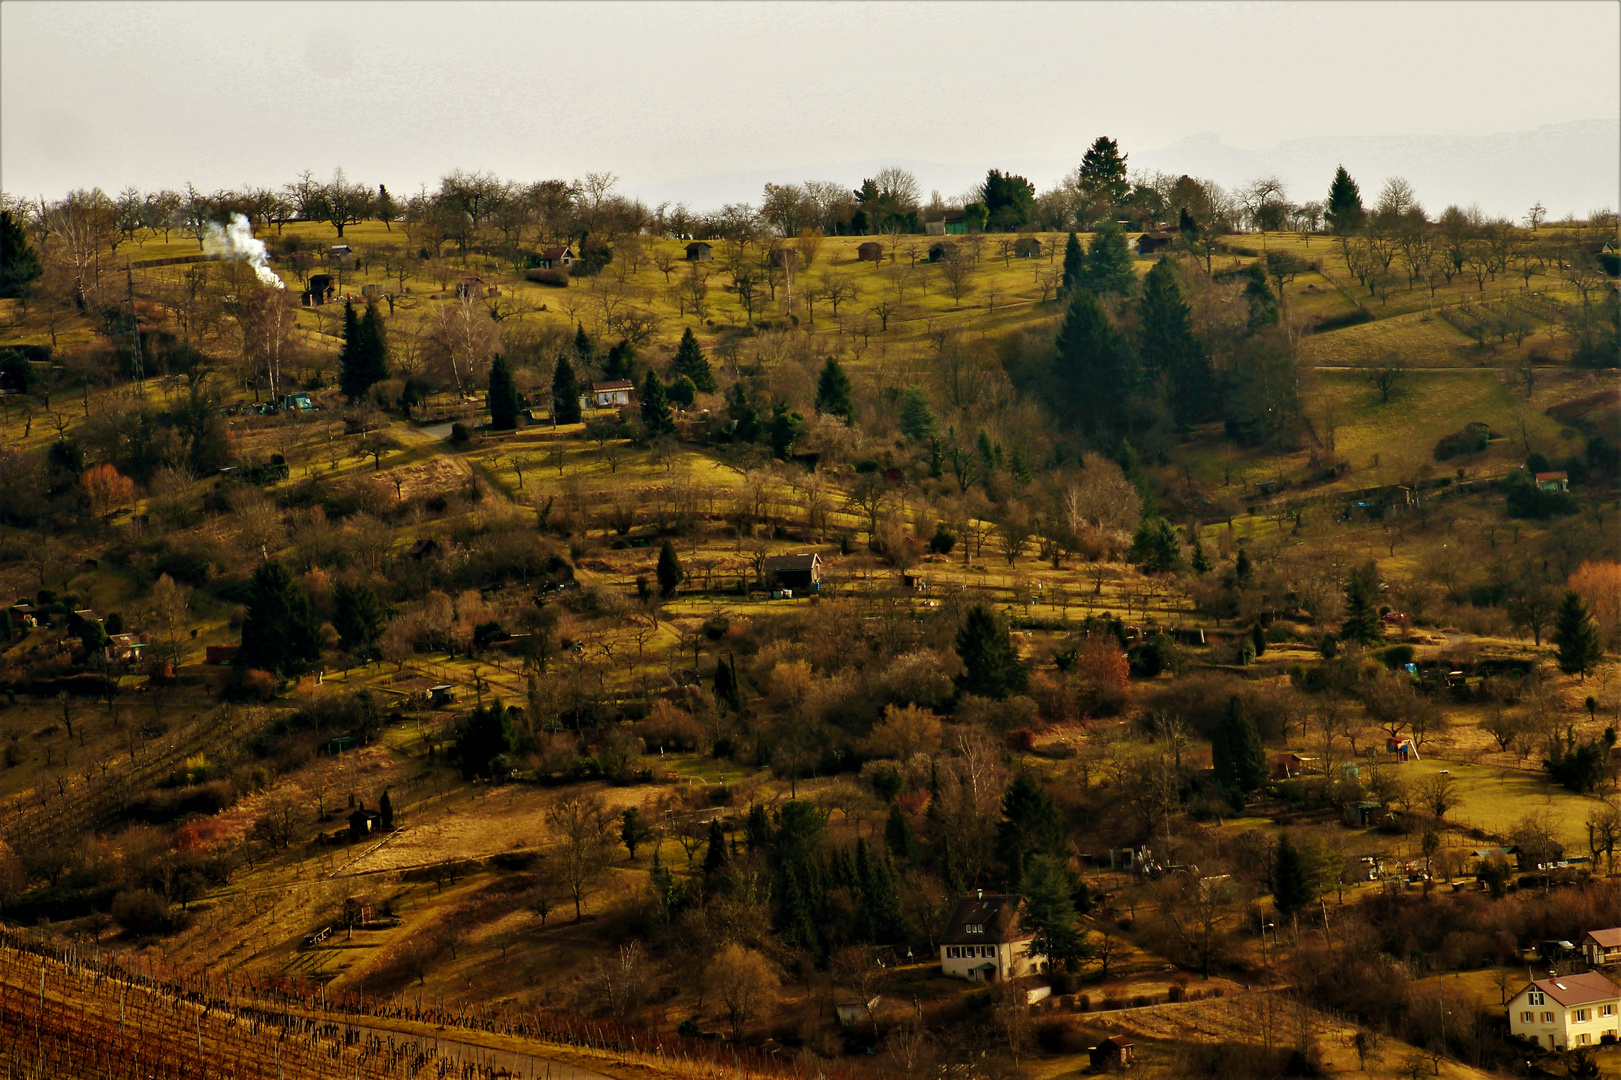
[
  {"x1": 1078, "y1": 136, "x2": 1131, "y2": 208},
  {"x1": 332, "y1": 580, "x2": 387, "y2": 656},
  {"x1": 1138, "y1": 258, "x2": 1215, "y2": 426},
  {"x1": 995, "y1": 773, "x2": 1064, "y2": 886},
  {"x1": 359, "y1": 301, "x2": 389, "y2": 386},
  {"x1": 1341, "y1": 572, "x2": 1381, "y2": 645},
  {"x1": 671, "y1": 328, "x2": 717, "y2": 393},
  {"x1": 640, "y1": 371, "x2": 673, "y2": 435},
  {"x1": 238, "y1": 561, "x2": 322, "y2": 677},
  {"x1": 1211, "y1": 696, "x2": 1268, "y2": 794},
  {"x1": 816, "y1": 356, "x2": 853, "y2": 421},
  {"x1": 1555, "y1": 591, "x2": 1603, "y2": 681},
  {"x1": 1060, "y1": 232, "x2": 1084, "y2": 294},
  {"x1": 604, "y1": 338, "x2": 638, "y2": 382},
  {"x1": 573, "y1": 323, "x2": 594, "y2": 361},
  {"x1": 337, "y1": 299, "x2": 366, "y2": 401},
  {"x1": 0, "y1": 210, "x2": 43, "y2": 300},
  {"x1": 1051, "y1": 288, "x2": 1138, "y2": 438},
  {"x1": 1271, "y1": 833, "x2": 1314, "y2": 917},
  {"x1": 884, "y1": 803, "x2": 917, "y2": 864},
  {"x1": 551, "y1": 353, "x2": 582, "y2": 425},
  {"x1": 767, "y1": 401, "x2": 803, "y2": 460},
  {"x1": 1020, "y1": 854, "x2": 1086, "y2": 970},
  {"x1": 954, "y1": 603, "x2": 1027, "y2": 700},
  {"x1": 379, "y1": 789, "x2": 395, "y2": 830},
  {"x1": 656, "y1": 540, "x2": 684, "y2": 599},
  {"x1": 703, "y1": 819, "x2": 729, "y2": 878},
  {"x1": 1081, "y1": 222, "x2": 1136, "y2": 295},
  {"x1": 455, "y1": 699, "x2": 516, "y2": 779},
  {"x1": 1235, "y1": 547, "x2": 1254, "y2": 586},
  {"x1": 1243, "y1": 264, "x2": 1280, "y2": 331},
  {"x1": 1325, "y1": 165, "x2": 1365, "y2": 234},
  {"x1": 714, "y1": 654, "x2": 742, "y2": 711},
  {"x1": 487, "y1": 355, "x2": 521, "y2": 430}
]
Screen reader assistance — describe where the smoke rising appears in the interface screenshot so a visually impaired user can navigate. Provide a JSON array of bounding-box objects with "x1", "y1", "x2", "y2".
[{"x1": 203, "y1": 213, "x2": 284, "y2": 289}]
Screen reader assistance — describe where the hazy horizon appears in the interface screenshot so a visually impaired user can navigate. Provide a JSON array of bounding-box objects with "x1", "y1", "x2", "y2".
[{"x1": 3, "y1": 1, "x2": 1617, "y2": 219}]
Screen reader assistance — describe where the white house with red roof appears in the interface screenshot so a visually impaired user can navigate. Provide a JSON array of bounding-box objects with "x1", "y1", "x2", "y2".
[{"x1": 1508, "y1": 971, "x2": 1621, "y2": 1050}]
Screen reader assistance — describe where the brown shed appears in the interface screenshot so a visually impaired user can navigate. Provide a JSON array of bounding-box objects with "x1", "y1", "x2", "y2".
[
  {"x1": 856, "y1": 241, "x2": 883, "y2": 262},
  {"x1": 1014, "y1": 237, "x2": 1043, "y2": 258},
  {"x1": 1135, "y1": 232, "x2": 1176, "y2": 255},
  {"x1": 1090, "y1": 1036, "x2": 1135, "y2": 1069},
  {"x1": 685, "y1": 241, "x2": 713, "y2": 262}
]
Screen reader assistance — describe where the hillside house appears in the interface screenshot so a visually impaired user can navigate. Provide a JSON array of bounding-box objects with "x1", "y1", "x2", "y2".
[
  {"x1": 455, "y1": 276, "x2": 497, "y2": 300},
  {"x1": 857, "y1": 241, "x2": 883, "y2": 262},
  {"x1": 1090, "y1": 1036, "x2": 1135, "y2": 1070},
  {"x1": 408, "y1": 538, "x2": 441, "y2": 561},
  {"x1": 538, "y1": 244, "x2": 575, "y2": 270},
  {"x1": 327, "y1": 244, "x2": 355, "y2": 265},
  {"x1": 1014, "y1": 237, "x2": 1043, "y2": 258},
  {"x1": 1535, "y1": 471, "x2": 1569, "y2": 492},
  {"x1": 347, "y1": 807, "x2": 382, "y2": 842},
  {"x1": 1271, "y1": 752, "x2": 1316, "y2": 779},
  {"x1": 1583, "y1": 929, "x2": 1621, "y2": 967},
  {"x1": 939, "y1": 892, "x2": 1046, "y2": 982},
  {"x1": 1135, "y1": 232, "x2": 1176, "y2": 255},
  {"x1": 1508, "y1": 972, "x2": 1621, "y2": 1050},
  {"x1": 924, "y1": 210, "x2": 968, "y2": 236},
  {"x1": 590, "y1": 380, "x2": 635, "y2": 409},
  {"x1": 763, "y1": 553, "x2": 821, "y2": 592},
  {"x1": 685, "y1": 241, "x2": 713, "y2": 262}
]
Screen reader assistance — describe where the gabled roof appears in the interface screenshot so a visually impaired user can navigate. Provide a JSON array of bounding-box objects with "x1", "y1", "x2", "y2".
[
  {"x1": 1585, "y1": 928, "x2": 1621, "y2": 949},
  {"x1": 763, "y1": 553, "x2": 820, "y2": 573},
  {"x1": 540, "y1": 245, "x2": 573, "y2": 259},
  {"x1": 940, "y1": 893, "x2": 1032, "y2": 946},
  {"x1": 1519, "y1": 971, "x2": 1621, "y2": 1007},
  {"x1": 592, "y1": 380, "x2": 634, "y2": 392},
  {"x1": 685, "y1": 240, "x2": 712, "y2": 249},
  {"x1": 1534, "y1": 471, "x2": 1569, "y2": 482}
]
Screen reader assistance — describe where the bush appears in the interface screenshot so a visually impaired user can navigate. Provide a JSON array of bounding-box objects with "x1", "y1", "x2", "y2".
[
  {"x1": 1311, "y1": 308, "x2": 1375, "y2": 333},
  {"x1": 1380, "y1": 644, "x2": 1415, "y2": 669},
  {"x1": 524, "y1": 268, "x2": 570, "y2": 287},
  {"x1": 449, "y1": 423, "x2": 472, "y2": 445},
  {"x1": 111, "y1": 889, "x2": 179, "y2": 937},
  {"x1": 1434, "y1": 422, "x2": 1491, "y2": 461},
  {"x1": 1506, "y1": 482, "x2": 1576, "y2": 519}
]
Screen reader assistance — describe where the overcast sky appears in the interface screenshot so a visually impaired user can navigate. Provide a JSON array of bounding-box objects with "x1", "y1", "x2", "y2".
[{"x1": 3, "y1": 1, "x2": 1617, "y2": 217}]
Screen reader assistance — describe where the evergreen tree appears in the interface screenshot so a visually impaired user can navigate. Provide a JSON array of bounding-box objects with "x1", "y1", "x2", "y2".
[
  {"x1": 815, "y1": 356, "x2": 853, "y2": 421},
  {"x1": 1234, "y1": 547, "x2": 1253, "y2": 585},
  {"x1": 1250, "y1": 622, "x2": 1268, "y2": 658},
  {"x1": 1021, "y1": 854, "x2": 1086, "y2": 970},
  {"x1": 726, "y1": 382, "x2": 761, "y2": 443},
  {"x1": 604, "y1": 338, "x2": 638, "y2": 382},
  {"x1": 337, "y1": 299, "x2": 367, "y2": 401},
  {"x1": 487, "y1": 355, "x2": 522, "y2": 430},
  {"x1": 359, "y1": 301, "x2": 389, "y2": 386},
  {"x1": 1060, "y1": 231, "x2": 1084, "y2": 294},
  {"x1": 1138, "y1": 258, "x2": 1215, "y2": 426},
  {"x1": 1211, "y1": 696, "x2": 1267, "y2": 794},
  {"x1": 1077, "y1": 136, "x2": 1130, "y2": 208},
  {"x1": 899, "y1": 387, "x2": 938, "y2": 443},
  {"x1": 332, "y1": 580, "x2": 387, "y2": 655},
  {"x1": 1051, "y1": 288, "x2": 1138, "y2": 438},
  {"x1": 640, "y1": 370, "x2": 673, "y2": 434},
  {"x1": 995, "y1": 773, "x2": 1064, "y2": 886},
  {"x1": 1555, "y1": 591, "x2": 1603, "y2": 682},
  {"x1": 0, "y1": 210, "x2": 42, "y2": 300},
  {"x1": 854, "y1": 839, "x2": 905, "y2": 944},
  {"x1": 703, "y1": 819, "x2": 729, "y2": 877},
  {"x1": 1271, "y1": 833, "x2": 1314, "y2": 917},
  {"x1": 551, "y1": 353, "x2": 582, "y2": 424},
  {"x1": 745, "y1": 804, "x2": 774, "y2": 851},
  {"x1": 884, "y1": 803, "x2": 917, "y2": 863},
  {"x1": 1081, "y1": 222, "x2": 1136, "y2": 295},
  {"x1": 379, "y1": 789, "x2": 394, "y2": 830},
  {"x1": 1129, "y1": 519, "x2": 1183, "y2": 574},
  {"x1": 767, "y1": 401, "x2": 803, "y2": 460},
  {"x1": 656, "y1": 540, "x2": 684, "y2": 599},
  {"x1": 1190, "y1": 535, "x2": 1212, "y2": 574},
  {"x1": 1243, "y1": 264, "x2": 1280, "y2": 331},
  {"x1": 715, "y1": 654, "x2": 742, "y2": 711},
  {"x1": 621, "y1": 807, "x2": 647, "y2": 859},
  {"x1": 1340, "y1": 572, "x2": 1381, "y2": 644},
  {"x1": 573, "y1": 323, "x2": 594, "y2": 361},
  {"x1": 954, "y1": 604, "x2": 1027, "y2": 700},
  {"x1": 672, "y1": 328, "x2": 717, "y2": 393},
  {"x1": 981, "y1": 169, "x2": 1036, "y2": 230},
  {"x1": 1325, "y1": 166, "x2": 1365, "y2": 234},
  {"x1": 238, "y1": 561, "x2": 322, "y2": 677},
  {"x1": 455, "y1": 699, "x2": 516, "y2": 779}
]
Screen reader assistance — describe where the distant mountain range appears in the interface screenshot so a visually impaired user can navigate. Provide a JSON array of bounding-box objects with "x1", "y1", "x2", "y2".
[{"x1": 623, "y1": 119, "x2": 1619, "y2": 222}]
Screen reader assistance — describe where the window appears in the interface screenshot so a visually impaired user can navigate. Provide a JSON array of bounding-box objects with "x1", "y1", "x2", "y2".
[
  {"x1": 1579, "y1": 1034, "x2": 1591, "y2": 1045},
  {"x1": 1529, "y1": 992, "x2": 1546, "y2": 1006},
  {"x1": 1576, "y1": 1009, "x2": 1592, "y2": 1023},
  {"x1": 1544, "y1": 1012, "x2": 1557, "y2": 1024},
  {"x1": 946, "y1": 947, "x2": 958, "y2": 959},
  {"x1": 1521, "y1": 1012, "x2": 1535, "y2": 1023},
  {"x1": 1603, "y1": 1005, "x2": 1616, "y2": 1017}
]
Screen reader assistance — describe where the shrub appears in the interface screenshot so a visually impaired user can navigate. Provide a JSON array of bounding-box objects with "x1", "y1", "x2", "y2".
[
  {"x1": 449, "y1": 423, "x2": 471, "y2": 445},
  {"x1": 524, "y1": 268, "x2": 570, "y2": 287},
  {"x1": 1434, "y1": 422, "x2": 1491, "y2": 461},
  {"x1": 1380, "y1": 644, "x2": 1415, "y2": 669},
  {"x1": 111, "y1": 889, "x2": 178, "y2": 937},
  {"x1": 1311, "y1": 308, "x2": 1375, "y2": 332}
]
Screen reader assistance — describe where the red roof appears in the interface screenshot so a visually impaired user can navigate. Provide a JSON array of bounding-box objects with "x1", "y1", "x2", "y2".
[
  {"x1": 1534, "y1": 471, "x2": 1568, "y2": 482},
  {"x1": 593, "y1": 380, "x2": 634, "y2": 392},
  {"x1": 1521, "y1": 971, "x2": 1621, "y2": 1007}
]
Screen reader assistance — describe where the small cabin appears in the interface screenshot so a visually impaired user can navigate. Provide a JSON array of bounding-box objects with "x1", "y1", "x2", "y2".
[
  {"x1": 1013, "y1": 237, "x2": 1043, "y2": 258},
  {"x1": 856, "y1": 241, "x2": 883, "y2": 262},
  {"x1": 347, "y1": 807, "x2": 382, "y2": 842},
  {"x1": 590, "y1": 380, "x2": 634, "y2": 409},
  {"x1": 928, "y1": 242, "x2": 958, "y2": 263},
  {"x1": 1270, "y1": 752, "x2": 1316, "y2": 780},
  {"x1": 455, "y1": 276, "x2": 496, "y2": 300},
  {"x1": 763, "y1": 553, "x2": 821, "y2": 592},
  {"x1": 302, "y1": 274, "x2": 336, "y2": 307},
  {"x1": 428, "y1": 685, "x2": 457, "y2": 707},
  {"x1": 327, "y1": 244, "x2": 355, "y2": 266},
  {"x1": 685, "y1": 241, "x2": 713, "y2": 262},
  {"x1": 408, "y1": 538, "x2": 441, "y2": 561},
  {"x1": 1135, "y1": 232, "x2": 1176, "y2": 256},
  {"x1": 1534, "y1": 471, "x2": 1569, "y2": 492},
  {"x1": 538, "y1": 244, "x2": 575, "y2": 270},
  {"x1": 1090, "y1": 1036, "x2": 1135, "y2": 1070}
]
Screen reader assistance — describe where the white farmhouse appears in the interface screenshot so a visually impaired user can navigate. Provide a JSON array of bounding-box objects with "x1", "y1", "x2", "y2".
[
  {"x1": 1508, "y1": 971, "x2": 1621, "y2": 1051},
  {"x1": 938, "y1": 892, "x2": 1046, "y2": 983}
]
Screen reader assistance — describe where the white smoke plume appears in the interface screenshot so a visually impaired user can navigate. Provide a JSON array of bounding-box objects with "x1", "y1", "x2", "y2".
[{"x1": 203, "y1": 213, "x2": 284, "y2": 290}]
